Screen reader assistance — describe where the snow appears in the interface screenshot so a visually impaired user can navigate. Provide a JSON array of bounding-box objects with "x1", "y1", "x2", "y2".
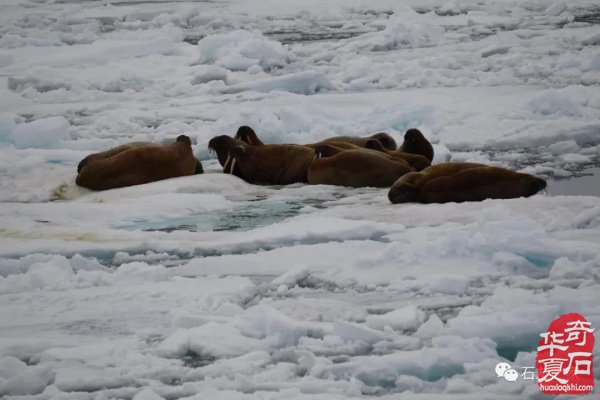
[{"x1": 1, "y1": 0, "x2": 600, "y2": 398}]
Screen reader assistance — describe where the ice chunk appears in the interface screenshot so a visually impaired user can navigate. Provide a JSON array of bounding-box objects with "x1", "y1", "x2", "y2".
[
  {"x1": 0, "y1": 114, "x2": 17, "y2": 144},
  {"x1": 545, "y1": 2, "x2": 567, "y2": 16},
  {"x1": 237, "y1": 303, "x2": 324, "y2": 348},
  {"x1": 0, "y1": 356, "x2": 27, "y2": 379},
  {"x1": 271, "y1": 265, "x2": 310, "y2": 288},
  {"x1": 114, "y1": 262, "x2": 169, "y2": 283},
  {"x1": 547, "y1": 140, "x2": 579, "y2": 155},
  {"x1": 560, "y1": 153, "x2": 590, "y2": 163},
  {"x1": 0, "y1": 366, "x2": 54, "y2": 396},
  {"x1": 366, "y1": 305, "x2": 426, "y2": 331},
  {"x1": 11, "y1": 116, "x2": 67, "y2": 149},
  {"x1": 54, "y1": 366, "x2": 135, "y2": 392},
  {"x1": 221, "y1": 71, "x2": 334, "y2": 95},
  {"x1": 415, "y1": 314, "x2": 444, "y2": 339},
  {"x1": 334, "y1": 321, "x2": 384, "y2": 344},
  {"x1": 344, "y1": 17, "x2": 444, "y2": 52},
  {"x1": 196, "y1": 30, "x2": 287, "y2": 71},
  {"x1": 158, "y1": 323, "x2": 263, "y2": 358},
  {"x1": 191, "y1": 65, "x2": 229, "y2": 85},
  {"x1": 133, "y1": 388, "x2": 164, "y2": 400},
  {"x1": 582, "y1": 32, "x2": 600, "y2": 47}
]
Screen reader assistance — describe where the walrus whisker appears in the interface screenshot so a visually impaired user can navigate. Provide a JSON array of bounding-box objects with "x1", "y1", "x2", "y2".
[{"x1": 229, "y1": 158, "x2": 236, "y2": 175}]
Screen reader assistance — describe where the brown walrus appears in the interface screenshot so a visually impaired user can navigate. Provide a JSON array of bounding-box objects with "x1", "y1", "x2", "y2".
[
  {"x1": 77, "y1": 140, "x2": 203, "y2": 175},
  {"x1": 388, "y1": 162, "x2": 547, "y2": 204},
  {"x1": 208, "y1": 135, "x2": 247, "y2": 178},
  {"x1": 231, "y1": 125, "x2": 397, "y2": 152},
  {"x1": 234, "y1": 126, "x2": 264, "y2": 146},
  {"x1": 316, "y1": 132, "x2": 397, "y2": 151},
  {"x1": 308, "y1": 144, "x2": 412, "y2": 188},
  {"x1": 398, "y1": 128, "x2": 434, "y2": 162},
  {"x1": 76, "y1": 135, "x2": 202, "y2": 190},
  {"x1": 364, "y1": 139, "x2": 431, "y2": 171},
  {"x1": 227, "y1": 143, "x2": 315, "y2": 185}
]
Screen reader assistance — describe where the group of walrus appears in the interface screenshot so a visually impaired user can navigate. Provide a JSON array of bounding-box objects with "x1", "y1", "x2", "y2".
[{"x1": 75, "y1": 126, "x2": 547, "y2": 204}]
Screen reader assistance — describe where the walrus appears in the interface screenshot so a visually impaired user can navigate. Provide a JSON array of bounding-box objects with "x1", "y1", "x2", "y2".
[
  {"x1": 364, "y1": 139, "x2": 431, "y2": 171},
  {"x1": 234, "y1": 125, "x2": 264, "y2": 146},
  {"x1": 308, "y1": 144, "x2": 412, "y2": 188},
  {"x1": 398, "y1": 128, "x2": 434, "y2": 162},
  {"x1": 208, "y1": 135, "x2": 247, "y2": 178},
  {"x1": 388, "y1": 162, "x2": 547, "y2": 204},
  {"x1": 231, "y1": 125, "x2": 397, "y2": 152},
  {"x1": 319, "y1": 132, "x2": 397, "y2": 151},
  {"x1": 77, "y1": 140, "x2": 203, "y2": 175},
  {"x1": 76, "y1": 135, "x2": 202, "y2": 190},
  {"x1": 226, "y1": 142, "x2": 316, "y2": 185}
]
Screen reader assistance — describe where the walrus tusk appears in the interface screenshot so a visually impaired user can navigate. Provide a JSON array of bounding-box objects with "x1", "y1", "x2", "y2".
[
  {"x1": 224, "y1": 154, "x2": 231, "y2": 172},
  {"x1": 229, "y1": 158, "x2": 236, "y2": 175}
]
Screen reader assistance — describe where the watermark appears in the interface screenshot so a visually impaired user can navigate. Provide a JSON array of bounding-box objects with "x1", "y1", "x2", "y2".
[
  {"x1": 494, "y1": 313, "x2": 595, "y2": 396},
  {"x1": 495, "y1": 363, "x2": 535, "y2": 382},
  {"x1": 536, "y1": 313, "x2": 595, "y2": 395}
]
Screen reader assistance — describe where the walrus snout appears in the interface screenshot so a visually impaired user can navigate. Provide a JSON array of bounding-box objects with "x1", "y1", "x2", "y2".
[
  {"x1": 77, "y1": 156, "x2": 90, "y2": 173},
  {"x1": 208, "y1": 135, "x2": 235, "y2": 152},
  {"x1": 388, "y1": 182, "x2": 420, "y2": 204},
  {"x1": 527, "y1": 176, "x2": 547, "y2": 197}
]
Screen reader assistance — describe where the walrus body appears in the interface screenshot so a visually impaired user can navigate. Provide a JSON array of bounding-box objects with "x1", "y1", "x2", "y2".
[
  {"x1": 228, "y1": 143, "x2": 315, "y2": 185},
  {"x1": 398, "y1": 128, "x2": 434, "y2": 162},
  {"x1": 388, "y1": 163, "x2": 547, "y2": 204},
  {"x1": 323, "y1": 132, "x2": 397, "y2": 151},
  {"x1": 364, "y1": 139, "x2": 431, "y2": 171},
  {"x1": 77, "y1": 142, "x2": 148, "y2": 173},
  {"x1": 308, "y1": 145, "x2": 412, "y2": 188},
  {"x1": 76, "y1": 135, "x2": 201, "y2": 191}
]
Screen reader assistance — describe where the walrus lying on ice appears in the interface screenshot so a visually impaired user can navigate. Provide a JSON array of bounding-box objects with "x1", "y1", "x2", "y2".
[
  {"x1": 76, "y1": 135, "x2": 202, "y2": 190},
  {"x1": 209, "y1": 131, "x2": 413, "y2": 187},
  {"x1": 388, "y1": 162, "x2": 547, "y2": 204},
  {"x1": 209, "y1": 134, "x2": 315, "y2": 184},
  {"x1": 308, "y1": 144, "x2": 412, "y2": 188},
  {"x1": 232, "y1": 125, "x2": 431, "y2": 171},
  {"x1": 233, "y1": 125, "x2": 398, "y2": 152}
]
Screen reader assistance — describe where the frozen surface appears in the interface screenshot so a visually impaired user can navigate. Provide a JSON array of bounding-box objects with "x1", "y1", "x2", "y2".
[{"x1": 1, "y1": 0, "x2": 599, "y2": 398}]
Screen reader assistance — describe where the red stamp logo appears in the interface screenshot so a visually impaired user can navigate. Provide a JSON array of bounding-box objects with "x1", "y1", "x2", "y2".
[{"x1": 536, "y1": 312, "x2": 595, "y2": 395}]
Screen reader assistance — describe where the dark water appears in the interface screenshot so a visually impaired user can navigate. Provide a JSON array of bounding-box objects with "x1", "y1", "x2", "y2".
[{"x1": 549, "y1": 167, "x2": 600, "y2": 197}]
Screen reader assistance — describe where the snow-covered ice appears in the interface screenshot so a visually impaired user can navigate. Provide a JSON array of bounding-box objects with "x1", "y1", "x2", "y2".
[{"x1": 1, "y1": 0, "x2": 599, "y2": 398}]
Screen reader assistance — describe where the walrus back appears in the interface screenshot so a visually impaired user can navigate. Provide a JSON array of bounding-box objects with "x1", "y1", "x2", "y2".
[
  {"x1": 419, "y1": 166, "x2": 546, "y2": 203},
  {"x1": 76, "y1": 141, "x2": 196, "y2": 190},
  {"x1": 308, "y1": 150, "x2": 411, "y2": 188}
]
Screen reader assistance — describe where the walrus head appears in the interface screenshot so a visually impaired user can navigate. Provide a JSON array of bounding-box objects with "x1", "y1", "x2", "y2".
[
  {"x1": 399, "y1": 129, "x2": 434, "y2": 162},
  {"x1": 235, "y1": 126, "x2": 264, "y2": 146},
  {"x1": 176, "y1": 135, "x2": 193, "y2": 146},
  {"x1": 388, "y1": 181, "x2": 420, "y2": 204},
  {"x1": 208, "y1": 134, "x2": 247, "y2": 176},
  {"x1": 525, "y1": 176, "x2": 547, "y2": 197},
  {"x1": 369, "y1": 132, "x2": 397, "y2": 151},
  {"x1": 208, "y1": 135, "x2": 241, "y2": 165}
]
